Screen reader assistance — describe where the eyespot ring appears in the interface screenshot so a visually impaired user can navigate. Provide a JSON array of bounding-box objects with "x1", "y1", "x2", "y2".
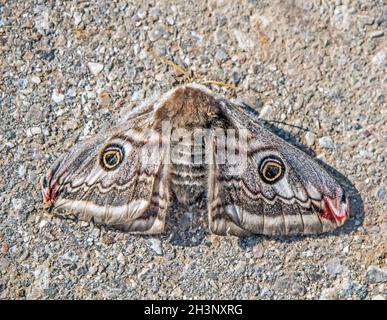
[
  {"x1": 99, "y1": 144, "x2": 124, "y2": 171},
  {"x1": 259, "y1": 156, "x2": 285, "y2": 184}
]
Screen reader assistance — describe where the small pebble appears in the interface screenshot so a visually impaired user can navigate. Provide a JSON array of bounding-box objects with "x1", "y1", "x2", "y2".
[
  {"x1": 30, "y1": 76, "x2": 41, "y2": 84},
  {"x1": 343, "y1": 245, "x2": 350, "y2": 254},
  {"x1": 148, "y1": 26, "x2": 166, "y2": 42},
  {"x1": 304, "y1": 131, "x2": 315, "y2": 147},
  {"x1": 372, "y1": 51, "x2": 386, "y2": 65},
  {"x1": 1, "y1": 243, "x2": 9, "y2": 253},
  {"x1": 364, "y1": 266, "x2": 387, "y2": 284},
  {"x1": 87, "y1": 62, "x2": 104, "y2": 76},
  {"x1": 359, "y1": 15, "x2": 375, "y2": 26},
  {"x1": 234, "y1": 30, "x2": 255, "y2": 50},
  {"x1": 117, "y1": 252, "x2": 126, "y2": 265},
  {"x1": 259, "y1": 105, "x2": 273, "y2": 119},
  {"x1": 375, "y1": 187, "x2": 386, "y2": 199},
  {"x1": 73, "y1": 12, "x2": 83, "y2": 25},
  {"x1": 324, "y1": 259, "x2": 346, "y2": 276},
  {"x1": 52, "y1": 90, "x2": 65, "y2": 104},
  {"x1": 319, "y1": 136, "x2": 334, "y2": 149},
  {"x1": 252, "y1": 243, "x2": 265, "y2": 258},
  {"x1": 215, "y1": 48, "x2": 229, "y2": 62},
  {"x1": 370, "y1": 31, "x2": 384, "y2": 38},
  {"x1": 149, "y1": 239, "x2": 163, "y2": 255}
]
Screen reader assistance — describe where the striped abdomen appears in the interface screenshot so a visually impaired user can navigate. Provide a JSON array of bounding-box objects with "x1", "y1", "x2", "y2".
[{"x1": 169, "y1": 138, "x2": 208, "y2": 205}]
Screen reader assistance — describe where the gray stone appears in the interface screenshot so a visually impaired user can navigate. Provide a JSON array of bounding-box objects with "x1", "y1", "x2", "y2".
[
  {"x1": 215, "y1": 48, "x2": 228, "y2": 62},
  {"x1": 319, "y1": 136, "x2": 335, "y2": 149},
  {"x1": 364, "y1": 266, "x2": 387, "y2": 284},
  {"x1": 231, "y1": 71, "x2": 241, "y2": 84},
  {"x1": 260, "y1": 287, "x2": 273, "y2": 298},
  {"x1": 11, "y1": 198, "x2": 24, "y2": 214},
  {"x1": 148, "y1": 25, "x2": 166, "y2": 42},
  {"x1": 273, "y1": 276, "x2": 305, "y2": 296},
  {"x1": 324, "y1": 259, "x2": 346, "y2": 276},
  {"x1": 252, "y1": 243, "x2": 265, "y2": 258},
  {"x1": 234, "y1": 261, "x2": 247, "y2": 275},
  {"x1": 359, "y1": 15, "x2": 375, "y2": 26},
  {"x1": 376, "y1": 187, "x2": 386, "y2": 199}
]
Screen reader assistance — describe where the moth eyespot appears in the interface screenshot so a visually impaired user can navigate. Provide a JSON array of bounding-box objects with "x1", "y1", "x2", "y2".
[
  {"x1": 99, "y1": 144, "x2": 124, "y2": 171},
  {"x1": 259, "y1": 156, "x2": 285, "y2": 184}
]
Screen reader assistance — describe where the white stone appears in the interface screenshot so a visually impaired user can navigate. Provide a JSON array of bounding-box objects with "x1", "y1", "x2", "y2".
[
  {"x1": 139, "y1": 50, "x2": 148, "y2": 60},
  {"x1": 55, "y1": 109, "x2": 64, "y2": 117},
  {"x1": 166, "y1": 16, "x2": 175, "y2": 25},
  {"x1": 117, "y1": 252, "x2": 126, "y2": 265},
  {"x1": 86, "y1": 91, "x2": 96, "y2": 99},
  {"x1": 137, "y1": 8, "x2": 147, "y2": 19},
  {"x1": 132, "y1": 43, "x2": 140, "y2": 55},
  {"x1": 12, "y1": 198, "x2": 23, "y2": 212},
  {"x1": 34, "y1": 11, "x2": 50, "y2": 35},
  {"x1": 343, "y1": 245, "x2": 350, "y2": 254},
  {"x1": 73, "y1": 12, "x2": 83, "y2": 25},
  {"x1": 31, "y1": 127, "x2": 42, "y2": 135},
  {"x1": 87, "y1": 62, "x2": 104, "y2": 76},
  {"x1": 364, "y1": 266, "x2": 387, "y2": 283},
  {"x1": 305, "y1": 131, "x2": 315, "y2": 147},
  {"x1": 372, "y1": 51, "x2": 386, "y2": 65},
  {"x1": 66, "y1": 87, "x2": 76, "y2": 97},
  {"x1": 52, "y1": 90, "x2": 65, "y2": 104},
  {"x1": 234, "y1": 30, "x2": 255, "y2": 51},
  {"x1": 155, "y1": 73, "x2": 164, "y2": 81},
  {"x1": 302, "y1": 250, "x2": 314, "y2": 257},
  {"x1": 38, "y1": 219, "x2": 49, "y2": 229},
  {"x1": 259, "y1": 105, "x2": 273, "y2": 119},
  {"x1": 30, "y1": 76, "x2": 41, "y2": 84},
  {"x1": 18, "y1": 165, "x2": 26, "y2": 177},
  {"x1": 149, "y1": 238, "x2": 163, "y2": 255},
  {"x1": 26, "y1": 127, "x2": 41, "y2": 137},
  {"x1": 370, "y1": 31, "x2": 384, "y2": 38}
]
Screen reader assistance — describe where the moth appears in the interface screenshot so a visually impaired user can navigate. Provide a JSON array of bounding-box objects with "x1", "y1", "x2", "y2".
[{"x1": 41, "y1": 84, "x2": 349, "y2": 236}]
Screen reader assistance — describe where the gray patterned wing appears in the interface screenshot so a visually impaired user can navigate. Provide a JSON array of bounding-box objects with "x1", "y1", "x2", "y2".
[
  {"x1": 207, "y1": 100, "x2": 349, "y2": 236},
  {"x1": 41, "y1": 105, "x2": 169, "y2": 234}
]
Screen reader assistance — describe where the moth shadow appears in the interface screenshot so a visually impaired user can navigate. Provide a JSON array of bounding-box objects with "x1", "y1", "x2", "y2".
[{"x1": 238, "y1": 122, "x2": 364, "y2": 249}]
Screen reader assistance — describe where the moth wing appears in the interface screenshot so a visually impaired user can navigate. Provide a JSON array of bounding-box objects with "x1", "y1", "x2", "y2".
[
  {"x1": 207, "y1": 100, "x2": 349, "y2": 236},
  {"x1": 42, "y1": 104, "x2": 169, "y2": 234}
]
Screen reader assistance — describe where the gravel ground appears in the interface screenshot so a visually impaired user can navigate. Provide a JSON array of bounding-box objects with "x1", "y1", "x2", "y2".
[{"x1": 0, "y1": 0, "x2": 386, "y2": 300}]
